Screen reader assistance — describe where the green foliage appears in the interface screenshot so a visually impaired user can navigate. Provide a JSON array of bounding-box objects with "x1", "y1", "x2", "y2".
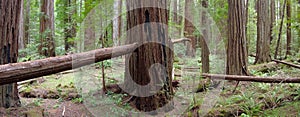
[
  {"x1": 96, "y1": 60, "x2": 113, "y2": 69},
  {"x1": 72, "y1": 97, "x2": 83, "y2": 104},
  {"x1": 33, "y1": 98, "x2": 44, "y2": 106}
]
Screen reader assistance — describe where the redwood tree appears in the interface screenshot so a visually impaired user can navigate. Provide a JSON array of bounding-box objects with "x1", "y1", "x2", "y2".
[
  {"x1": 39, "y1": 0, "x2": 56, "y2": 57},
  {"x1": 0, "y1": 0, "x2": 22, "y2": 108},
  {"x1": 226, "y1": 0, "x2": 248, "y2": 75},
  {"x1": 123, "y1": 0, "x2": 174, "y2": 113},
  {"x1": 255, "y1": 0, "x2": 272, "y2": 64}
]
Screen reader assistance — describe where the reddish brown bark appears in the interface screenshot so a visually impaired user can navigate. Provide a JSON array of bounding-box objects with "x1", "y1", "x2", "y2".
[
  {"x1": 0, "y1": 0, "x2": 22, "y2": 108},
  {"x1": 124, "y1": 0, "x2": 174, "y2": 113},
  {"x1": 226, "y1": 0, "x2": 248, "y2": 75},
  {"x1": 255, "y1": 0, "x2": 272, "y2": 64}
]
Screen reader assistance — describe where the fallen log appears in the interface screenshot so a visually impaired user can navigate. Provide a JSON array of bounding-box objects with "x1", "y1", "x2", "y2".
[
  {"x1": 172, "y1": 38, "x2": 191, "y2": 44},
  {"x1": 272, "y1": 59, "x2": 300, "y2": 69},
  {"x1": 0, "y1": 43, "x2": 138, "y2": 85},
  {"x1": 202, "y1": 73, "x2": 300, "y2": 83}
]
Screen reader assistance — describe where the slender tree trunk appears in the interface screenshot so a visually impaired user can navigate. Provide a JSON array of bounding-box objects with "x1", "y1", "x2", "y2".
[
  {"x1": 117, "y1": 0, "x2": 122, "y2": 45},
  {"x1": 201, "y1": 0, "x2": 209, "y2": 73},
  {"x1": 172, "y1": 0, "x2": 178, "y2": 23},
  {"x1": 245, "y1": 0, "x2": 249, "y2": 54},
  {"x1": 270, "y1": 0, "x2": 276, "y2": 43},
  {"x1": 286, "y1": 0, "x2": 292, "y2": 57},
  {"x1": 19, "y1": 0, "x2": 24, "y2": 50},
  {"x1": 184, "y1": 0, "x2": 196, "y2": 57},
  {"x1": 275, "y1": 0, "x2": 287, "y2": 59},
  {"x1": 255, "y1": 0, "x2": 272, "y2": 64},
  {"x1": 178, "y1": 0, "x2": 183, "y2": 36},
  {"x1": 123, "y1": 0, "x2": 174, "y2": 113},
  {"x1": 226, "y1": 0, "x2": 248, "y2": 75},
  {"x1": 0, "y1": 0, "x2": 22, "y2": 108},
  {"x1": 39, "y1": 0, "x2": 55, "y2": 57},
  {"x1": 24, "y1": 0, "x2": 30, "y2": 47}
]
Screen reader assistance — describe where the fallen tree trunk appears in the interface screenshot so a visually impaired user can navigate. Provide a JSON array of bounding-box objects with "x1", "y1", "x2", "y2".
[
  {"x1": 202, "y1": 73, "x2": 300, "y2": 83},
  {"x1": 0, "y1": 43, "x2": 138, "y2": 85},
  {"x1": 172, "y1": 38, "x2": 191, "y2": 44},
  {"x1": 272, "y1": 59, "x2": 300, "y2": 69}
]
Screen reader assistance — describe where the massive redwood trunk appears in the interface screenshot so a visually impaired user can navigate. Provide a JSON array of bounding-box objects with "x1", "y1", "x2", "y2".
[
  {"x1": 0, "y1": 0, "x2": 22, "y2": 108},
  {"x1": 226, "y1": 0, "x2": 248, "y2": 75},
  {"x1": 123, "y1": 0, "x2": 174, "y2": 113}
]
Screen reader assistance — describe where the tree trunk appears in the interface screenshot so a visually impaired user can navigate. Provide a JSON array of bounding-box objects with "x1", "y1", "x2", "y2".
[
  {"x1": 24, "y1": 0, "x2": 30, "y2": 47},
  {"x1": 0, "y1": 43, "x2": 138, "y2": 85},
  {"x1": 117, "y1": 0, "x2": 122, "y2": 45},
  {"x1": 274, "y1": 0, "x2": 287, "y2": 59},
  {"x1": 64, "y1": 0, "x2": 77, "y2": 52},
  {"x1": 226, "y1": 0, "x2": 248, "y2": 75},
  {"x1": 245, "y1": 0, "x2": 249, "y2": 54},
  {"x1": 172, "y1": 0, "x2": 178, "y2": 23},
  {"x1": 19, "y1": 0, "x2": 24, "y2": 50},
  {"x1": 255, "y1": 0, "x2": 272, "y2": 64},
  {"x1": 123, "y1": 0, "x2": 174, "y2": 113},
  {"x1": 39, "y1": 0, "x2": 55, "y2": 57},
  {"x1": 201, "y1": 0, "x2": 209, "y2": 73},
  {"x1": 177, "y1": 0, "x2": 183, "y2": 35},
  {"x1": 286, "y1": 0, "x2": 291, "y2": 57},
  {"x1": 270, "y1": 0, "x2": 276, "y2": 43},
  {"x1": 184, "y1": 0, "x2": 196, "y2": 57},
  {"x1": 0, "y1": 0, "x2": 22, "y2": 108}
]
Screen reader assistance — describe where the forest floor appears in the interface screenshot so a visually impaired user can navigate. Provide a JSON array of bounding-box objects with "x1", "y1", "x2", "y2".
[{"x1": 1, "y1": 56, "x2": 300, "y2": 117}]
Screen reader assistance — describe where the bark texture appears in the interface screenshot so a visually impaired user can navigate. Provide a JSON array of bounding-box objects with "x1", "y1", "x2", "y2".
[
  {"x1": 124, "y1": 0, "x2": 174, "y2": 112},
  {"x1": 0, "y1": 43, "x2": 138, "y2": 85},
  {"x1": 39, "y1": 0, "x2": 55, "y2": 57},
  {"x1": 0, "y1": 0, "x2": 22, "y2": 108},
  {"x1": 255, "y1": 0, "x2": 272, "y2": 64},
  {"x1": 24, "y1": 0, "x2": 30, "y2": 48},
  {"x1": 226, "y1": 0, "x2": 248, "y2": 75}
]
